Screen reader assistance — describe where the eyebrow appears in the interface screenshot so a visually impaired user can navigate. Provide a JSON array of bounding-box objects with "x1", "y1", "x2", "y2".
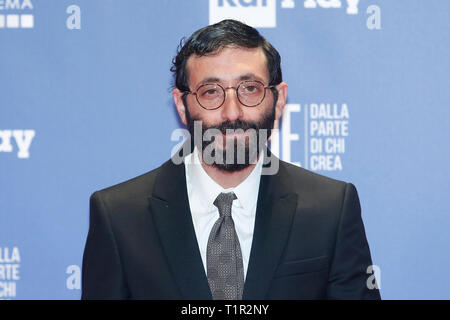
[
  {"x1": 196, "y1": 73, "x2": 266, "y2": 88},
  {"x1": 237, "y1": 73, "x2": 264, "y2": 82}
]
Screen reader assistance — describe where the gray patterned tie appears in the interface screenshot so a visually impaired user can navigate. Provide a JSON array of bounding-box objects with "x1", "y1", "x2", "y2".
[{"x1": 206, "y1": 192, "x2": 244, "y2": 300}]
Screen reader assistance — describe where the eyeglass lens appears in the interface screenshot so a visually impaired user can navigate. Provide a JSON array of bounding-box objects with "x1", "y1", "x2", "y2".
[{"x1": 195, "y1": 81, "x2": 266, "y2": 109}]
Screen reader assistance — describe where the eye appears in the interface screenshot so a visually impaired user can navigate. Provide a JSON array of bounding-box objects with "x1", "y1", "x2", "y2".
[
  {"x1": 198, "y1": 84, "x2": 222, "y2": 99},
  {"x1": 244, "y1": 85, "x2": 258, "y2": 92},
  {"x1": 202, "y1": 88, "x2": 219, "y2": 96},
  {"x1": 241, "y1": 83, "x2": 261, "y2": 95}
]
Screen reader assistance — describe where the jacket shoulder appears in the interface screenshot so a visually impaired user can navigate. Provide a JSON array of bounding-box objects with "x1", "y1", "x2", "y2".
[
  {"x1": 91, "y1": 160, "x2": 170, "y2": 205},
  {"x1": 277, "y1": 160, "x2": 354, "y2": 209},
  {"x1": 279, "y1": 159, "x2": 348, "y2": 190}
]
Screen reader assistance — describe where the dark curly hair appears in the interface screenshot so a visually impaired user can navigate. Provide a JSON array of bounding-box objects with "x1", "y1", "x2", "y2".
[{"x1": 170, "y1": 19, "x2": 283, "y2": 93}]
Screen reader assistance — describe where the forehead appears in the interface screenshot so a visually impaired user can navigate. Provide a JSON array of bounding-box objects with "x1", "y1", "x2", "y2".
[{"x1": 186, "y1": 46, "x2": 268, "y2": 88}]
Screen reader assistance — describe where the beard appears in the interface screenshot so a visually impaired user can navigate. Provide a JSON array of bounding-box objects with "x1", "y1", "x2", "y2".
[{"x1": 185, "y1": 104, "x2": 276, "y2": 172}]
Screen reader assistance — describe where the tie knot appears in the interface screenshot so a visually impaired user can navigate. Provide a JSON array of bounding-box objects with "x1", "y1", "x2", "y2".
[{"x1": 213, "y1": 192, "x2": 237, "y2": 217}]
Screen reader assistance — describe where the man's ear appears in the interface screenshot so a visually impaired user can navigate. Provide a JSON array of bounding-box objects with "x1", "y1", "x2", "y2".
[
  {"x1": 274, "y1": 82, "x2": 288, "y2": 121},
  {"x1": 173, "y1": 88, "x2": 188, "y2": 125}
]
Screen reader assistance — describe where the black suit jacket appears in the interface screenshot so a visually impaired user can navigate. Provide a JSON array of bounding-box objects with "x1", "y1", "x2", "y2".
[{"x1": 82, "y1": 154, "x2": 380, "y2": 300}]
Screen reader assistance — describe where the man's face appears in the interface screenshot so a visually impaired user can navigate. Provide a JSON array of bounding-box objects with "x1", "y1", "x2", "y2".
[{"x1": 174, "y1": 46, "x2": 287, "y2": 171}]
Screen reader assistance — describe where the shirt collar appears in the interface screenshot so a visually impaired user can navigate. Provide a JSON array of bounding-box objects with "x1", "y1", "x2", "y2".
[{"x1": 184, "y1": 146, "x2": 263, "y2": 215}]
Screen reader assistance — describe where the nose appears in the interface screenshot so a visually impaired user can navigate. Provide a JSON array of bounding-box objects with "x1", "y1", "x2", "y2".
[{"x1": 221, "y1": 87, "x2": 243, "y2": 122}]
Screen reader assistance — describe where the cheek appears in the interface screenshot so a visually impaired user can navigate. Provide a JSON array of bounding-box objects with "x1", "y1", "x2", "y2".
[
  {"x1": 184, "y1": 96, "x2": 203, "y2": 120},
  {"x1": 241, "y1": 94, "x2": 273, "y2": 117},
  {"x1": 248, "y1": 98, "x2": 275, "y2": 120},
  {"x1": 187, "y1": 105, "x2": 222, "y2": 126}
]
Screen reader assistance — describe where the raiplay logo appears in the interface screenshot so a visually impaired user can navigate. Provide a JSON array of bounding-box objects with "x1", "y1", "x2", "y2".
[{"x1": 209, "y1": 0, "x2": 276, "y2": 28}]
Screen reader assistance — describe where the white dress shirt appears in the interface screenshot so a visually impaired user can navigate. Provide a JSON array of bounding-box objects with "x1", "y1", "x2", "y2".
[{"x1": 184, "y1": 146, "x2": 263, "y2": 281}]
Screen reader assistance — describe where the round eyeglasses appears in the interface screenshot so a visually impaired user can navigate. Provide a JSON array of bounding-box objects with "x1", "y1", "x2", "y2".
[{"x1": 185, "y1": 80, "x2": 275, "y2": 110}]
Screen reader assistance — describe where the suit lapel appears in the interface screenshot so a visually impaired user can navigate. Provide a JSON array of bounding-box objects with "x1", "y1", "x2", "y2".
[
  {"x1": 243, "y1": 161, "x2": 299, "y2": 300},
  {"x1": 149, "y1": 159, "x2": 212, "y2": 300},
  {"x1": 148, "y1": 147, "x2": 298, "y2": 300}
]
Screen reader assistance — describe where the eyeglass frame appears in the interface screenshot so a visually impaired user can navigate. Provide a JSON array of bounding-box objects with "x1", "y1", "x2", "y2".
[{"x1": 183, "y1": 80, "x2": 276, "y2": 110}]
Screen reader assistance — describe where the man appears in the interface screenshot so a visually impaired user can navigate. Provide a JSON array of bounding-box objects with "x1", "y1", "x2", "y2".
[{"x1": 82, "y1": 19, "x2": 380, "y2": 300}]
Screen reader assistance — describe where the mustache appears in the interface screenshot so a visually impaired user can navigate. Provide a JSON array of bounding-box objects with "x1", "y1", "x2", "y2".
[{"x1": 202, "y1": 119, "x2": 260, "y2": 135}]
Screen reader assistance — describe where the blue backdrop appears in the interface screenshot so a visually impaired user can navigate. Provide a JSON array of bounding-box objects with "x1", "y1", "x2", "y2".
[{"x1": 1, "y1": 0, "x2": 449, "y2": 299}]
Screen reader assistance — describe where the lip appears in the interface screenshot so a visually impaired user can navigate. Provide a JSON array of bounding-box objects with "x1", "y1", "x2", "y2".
[{"x1": 214, "y1": 132, "x2": 248, "y2": 148}]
